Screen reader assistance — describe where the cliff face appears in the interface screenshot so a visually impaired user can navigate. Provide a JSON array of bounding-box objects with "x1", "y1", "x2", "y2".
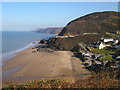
[
  {"x1": 59, "y1": 11, "x2": 120, "y2": 36},
  {"x1": 35, "y1": 27, "x2": 63, "y2": 34}
]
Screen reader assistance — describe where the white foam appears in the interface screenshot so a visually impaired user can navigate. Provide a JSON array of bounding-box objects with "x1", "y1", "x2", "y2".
[
  {"x1": 15, "y1": 43, "x2": 34, "y2": 53},
  {"x1": 2, "y1": 40, "x2": 40, "y2": 64}
]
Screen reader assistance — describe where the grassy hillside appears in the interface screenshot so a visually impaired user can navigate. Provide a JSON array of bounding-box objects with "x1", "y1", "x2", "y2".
[
  {"x1": 48, "y1": 34, "x2": 102, "y2": 50},
  {"x1": 48, "y1": 11, "x2": 120, "y2": 51},
  {"x1": 59, "y1": 11, "x2": 120, "y2": 36}
]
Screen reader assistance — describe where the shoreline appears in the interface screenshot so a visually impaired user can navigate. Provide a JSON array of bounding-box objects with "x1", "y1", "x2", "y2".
[
  {"x1": 2, "y1": 40, "x2": 41, "y2": 62},
  {"x1": 2, "y1": 45, "x2": 92, "y2": 85},
  {"x1": 2, "y1": 32, "x2": 55, "y2": 63}
]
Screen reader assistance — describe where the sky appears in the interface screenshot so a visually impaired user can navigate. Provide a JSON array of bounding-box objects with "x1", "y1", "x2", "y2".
[{"x1": 2, "y1": 2, "x2": 119, "y2": 31}]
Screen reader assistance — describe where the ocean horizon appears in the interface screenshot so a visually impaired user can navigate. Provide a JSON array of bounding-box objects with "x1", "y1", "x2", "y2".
[{"x1": 2, "y1": 31, "x2": 55, "y2": 62}]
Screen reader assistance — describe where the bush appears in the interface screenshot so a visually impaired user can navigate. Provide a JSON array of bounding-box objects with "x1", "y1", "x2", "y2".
[{"x1": 39, "y1": 40, "x2": 46, "y2": 44}]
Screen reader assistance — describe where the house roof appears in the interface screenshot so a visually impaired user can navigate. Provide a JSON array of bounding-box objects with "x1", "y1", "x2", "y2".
[
  {"x1": 116, "y1": 42, "x2": 120, "y2": 45},
  {"x1": 103, "y1": 39, "x2": 114, "y2": 42}
]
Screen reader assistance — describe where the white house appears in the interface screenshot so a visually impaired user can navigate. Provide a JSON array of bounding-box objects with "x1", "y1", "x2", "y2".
[
  {"x1": 103, "y1": 39, "x2": 114, "y2": 43},
  {"x1": 114, "y1": 40, "x2": 119, "y2": 44},
  {"x1": 99, "y1": 42, "x2": 110, "y2": 49},
  {"x1": 101, "y1": 38, "x2": 118, "y2": 44},
  {"x1": 84, "y1": 53, "x2": 91, "y2": 57}
]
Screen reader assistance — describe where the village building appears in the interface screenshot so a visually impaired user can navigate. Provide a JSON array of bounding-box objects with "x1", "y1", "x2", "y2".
[
  {"x1": 102, "y1": 38, "x2": 114, "y2": 43},
  {"x1": 101, "y1": 38, "x2": 118, "y2": 44},
  {"x1": 112, "y1": 42, "x2": 120, "y2": 49},
  {"x1": 99, "y1": 42, "x2": 110, "y2": 49},
  {"x1": 88, "y1": 38, "x2": 119, "y2": 49}
]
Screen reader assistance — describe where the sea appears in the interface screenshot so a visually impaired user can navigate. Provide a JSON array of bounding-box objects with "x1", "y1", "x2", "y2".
[{"x1": 1, "y1": 31, "x2": 55, "y2": 63}]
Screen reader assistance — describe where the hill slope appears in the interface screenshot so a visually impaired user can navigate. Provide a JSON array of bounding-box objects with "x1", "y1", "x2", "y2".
[
  {"x1": 59, "y1": 11, "x2": 120, "y2": 36},
  {"x1": 48, "y1": 11, "x2": 120, "y2": 51}
]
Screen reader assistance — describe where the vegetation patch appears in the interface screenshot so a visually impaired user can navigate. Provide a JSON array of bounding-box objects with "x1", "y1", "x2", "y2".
[
  {"x1": 101, "y1": 55, "x2": 114, "y2": 61},
  {"x1": 91, "y1": 48, "x2": 115, "y2": 55},
  {"x1": 3, "y1": 69, "x2": 120, "y2": 89}
]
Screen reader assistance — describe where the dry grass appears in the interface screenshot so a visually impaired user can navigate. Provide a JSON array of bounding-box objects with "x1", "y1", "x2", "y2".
[{"x1": 2, "y1": 69, "x2": 120, "y2": 89}]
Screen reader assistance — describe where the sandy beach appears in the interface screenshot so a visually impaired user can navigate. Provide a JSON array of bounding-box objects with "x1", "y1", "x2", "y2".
[{"x1": 2, "y1": 47, "x2": 91, "y2": 84}]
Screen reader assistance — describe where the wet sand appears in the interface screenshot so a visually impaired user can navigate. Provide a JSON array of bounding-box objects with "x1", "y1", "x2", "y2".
[{"x1": 2, "y1": 48, "x2": 91, "y2": 84}]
